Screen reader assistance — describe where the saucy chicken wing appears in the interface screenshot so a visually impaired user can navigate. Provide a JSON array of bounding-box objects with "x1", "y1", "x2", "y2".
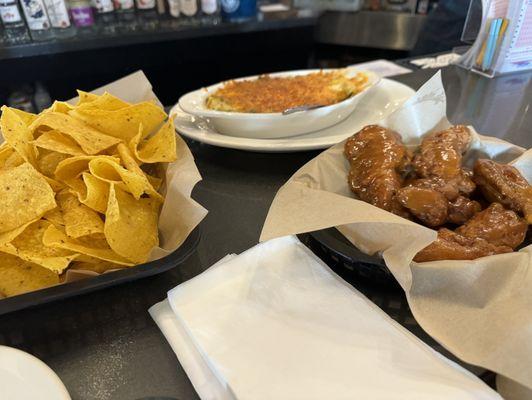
[
  {"x1": 412, "y1": 125, "x2": 475, "y2": 196},
  {"x1": 447, "y1": 196, "x2": 482, "y2": 225},
  {"x1": 345, "y1": 125, "x2": 410, "y2": 216},
  {"x1": 396, "y1": 184, "x2": 480, "y2": 227},
  {"x1": 474, "y1": 159, "x2": 532, "y2": 223},
  {"x1": 456, "y1": 203, "x2": 527, "y2": 248},
  {"x1": 413, "y1": 228, "x2": 512, "y2": 263},
  {"x1": 396, "y1": 186, "x2": 447, "y2": 227}
]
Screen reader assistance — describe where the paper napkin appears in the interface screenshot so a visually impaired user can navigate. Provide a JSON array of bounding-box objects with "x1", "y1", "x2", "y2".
[{"x1": 150, "y1": 237, "x2": 501, "y2": 400}]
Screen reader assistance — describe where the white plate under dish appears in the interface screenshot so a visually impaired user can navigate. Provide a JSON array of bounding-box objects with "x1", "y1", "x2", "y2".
[
  {"x1": 0, "y1": 346, "x2": 71, "y2": 400},
  {"x1": 171, "y1": 78, "x2": 415, "y2": 153},
  {"x1": 178, "y1": 67, "x2": 380, "y2": 139}
]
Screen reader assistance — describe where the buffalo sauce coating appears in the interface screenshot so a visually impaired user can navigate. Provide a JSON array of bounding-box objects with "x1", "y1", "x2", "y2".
[
  {"x1": 456, "y1": 203, "x2": 527, "y2": 248},
  {"x1": 474, "y1": 159, "x2": 532, "y2": 224},
  {"x1": 412, "y1": 125, "x2": 475, "y2": 197},
  {"x1": 344, "y1": 125, "x2": 409, "y2": 215}
]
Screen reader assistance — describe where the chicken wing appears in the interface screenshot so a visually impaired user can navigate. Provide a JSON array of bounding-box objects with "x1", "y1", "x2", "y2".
[
  {"x1": 447, "y1": 196, "x2": 482, "y2": 225},
  {"x1": 413, "y1": 228, "x2": 512, "y2": 263},
  {"x1": 396, "y1": 186, "x2": 448, "y2": 227},
  {"x1": 345, "y1": 125, "x2": 410, "y2": 216},
  {"x1": 412, "y1": 125, "x2": 475, "y2": 196},
  {"x1": 456, "y1": 202, "x2": 527, "y2": 248},
  {"x1": 396, "y1": 183, "x2": 480, "y2": 227},
  {"x1": 474, "y1": 159, "x2": 532, "y2": 223}
]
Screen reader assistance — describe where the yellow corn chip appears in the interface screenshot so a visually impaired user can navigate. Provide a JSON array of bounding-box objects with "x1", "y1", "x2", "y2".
[
  {"x1": 78, "y1": 172, "x2": 109, "y2": 213},
  {"x1": 0, "y1": 145, "x2": 12, "y2": 165},
  {"x1": 129, "y1": 119, "x2": 177, "y2": 164},
  {"x1": 33, "y1": 130, "x2": 86, "y2": 156},
  {"x1": 9, "y1": 108, "x2": 37, "y2": 126},
  {"x1": 55, "y1": 155, "x2": 119, "y2": 181},
  {"x1": 69, "y1": 260, "x2": 124, "y2": 274},
  {"x1": 37, "y1": 149, "x2": 70, "y2": 178},
  {"x1": 0, "y1": 252, "x2": 60, "y2": 297},
  {"x1": 0, "y1": 220, "x2": 78, "y2": 273},
  {"x1": 43, "y1": 176, "x2": 65, "y2": 192},
  {"x1": 43, "y1": 224, "x2": 133, "y2": 266},
  {"x1": 89, "y1": 155, "x2": 163, "y2": 202},
  {"x1": 104, "y1": 185, "x2": 159, "y2": 263},
  {"x1": 117, "y1": 143, "x2": 164, "y2": 200},
  {"x1": 43, "y1": 207, "x2": 64, "y2": 226},
  {"x1": 69, "y1": 101, "x2": 166, "y2": 141},
  {"x1": 76, "y1": 92, "x2": 129, "y2": 111},
  {"x1": 0, "y1": 106, "x2": 38, "y2": 166},
  {"x1": 0, "y1": 163, "x2": 56, "y2": 233},
  {"x1": 44, "y1": 101, "x2": 74, "y2": 114},
  {"x1": 0, "y1": 145, "x2": 24, "y2": 169},
  {"x1": 0, "y1": 219, "x2": 38, "y2": 247},
  {"x1": 29, "y1": 112, "x2": 121, "y2": 155},
  {"x1": 146, "y1": 174, "x2": 162, "y2": 191},
  {"x1": 76, "y1": 90, "x2": 100, "y2": 106},
  {"x1": 57, "y1": 191, "x2": 104, "y2": 238}
]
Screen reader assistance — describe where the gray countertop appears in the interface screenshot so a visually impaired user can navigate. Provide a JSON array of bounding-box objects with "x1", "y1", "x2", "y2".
[{"x1": 0, "y1": 65, "x2": 530, "y2": 400}]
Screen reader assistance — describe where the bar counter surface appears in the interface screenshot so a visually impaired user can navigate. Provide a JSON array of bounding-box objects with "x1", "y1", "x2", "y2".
[{"x1": 0, "y1": 65, "x2": 530, "y2": 400}]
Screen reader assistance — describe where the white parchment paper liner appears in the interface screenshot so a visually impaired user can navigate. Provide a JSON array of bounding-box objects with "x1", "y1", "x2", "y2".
[{"x1": 261, "y1": 71, "x2": 532, "y2": 395}]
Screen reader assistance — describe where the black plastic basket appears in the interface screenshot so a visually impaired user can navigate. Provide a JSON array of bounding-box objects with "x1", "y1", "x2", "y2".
[
  {"x1": 308, "y1": 228, "x2": 399, "y2": 288},
  {"x1": 0, "y1": 226, "x2": 201, "y2": 315}
]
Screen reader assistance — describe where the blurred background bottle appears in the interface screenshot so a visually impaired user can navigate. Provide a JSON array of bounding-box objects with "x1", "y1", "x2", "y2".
[
  {"x1": 220, "y1": 0, "x2": 255, "y2": 22},
  {"x1": 0, "y1": 0, "x2": 31, "y2": 43},
  {"x1": 7, "y1": 85, "x2": 36, "y2": 112},
  {"x1": 19, "y1": 0, "x2": 54, "y2": 41},
  {"x1": 91, "y1": 0, "x2": 116, "y2": 34},
  {"x1": 179, "y1": 0, "x2": 198, "y2": 24},
  {"x1": 200, "y1": 0, "x2": 218, "y2": 24},
  {"x1": 33, "y1": 81, "x2": 52, "y2": 111},
  {"x1": 166, "y1": 0, "x2": 178, "y2": 17},
  {"x1": 135, "y1": 0, "x2": 158, "y2": 30},
  {"x1": 43, "y1": 0, "x2": 75, "y2": 38},
  {"x1": 69, "y1": 0, "x2": 95, "y2": 34},
  {"x1": 113, "y1": 0, "x2": 136, "y2": 32}
]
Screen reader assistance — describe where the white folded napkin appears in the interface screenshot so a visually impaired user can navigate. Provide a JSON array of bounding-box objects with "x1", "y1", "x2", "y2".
[{"x1": 150, "y1": 236, "x2": 501, "y2": 400}]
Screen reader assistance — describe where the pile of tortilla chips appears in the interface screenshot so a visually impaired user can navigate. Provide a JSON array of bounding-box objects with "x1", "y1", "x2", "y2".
[{"x1": 0, "y1": 91, "x2": 177, "y2": 298}]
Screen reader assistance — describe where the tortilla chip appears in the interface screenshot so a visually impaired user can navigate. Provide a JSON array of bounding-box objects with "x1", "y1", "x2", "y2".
[
  {"x1": 55, "y1": 155, "x2": 119, "y2": 181},
  {"x1": 78, "y1": 172, "x2": 109, "y2": 213},
  {"x1": 33, "y1": 130, "x2": 86, "y2": 156},
  {"x1": 89, "y1": 155, "x2": 163, "y2": 201},
  {"x1": 146, "y1": 174, "x2": 162, "y2": 191},
  {"x1": 0, "y1": 145, "x2": 24, "y2": 170},
  {"x1": 69, "y1": 101, "x2": 166, "y2": 141},
  {"x1": 0, "y1": 163, "x2": 56, "y2": 233},
  {"x1": 0, "y1": 252, "x2": 60, "y2": 297},
  {"x1": 130, "y1": 119, "x2": 177, "y2": 164},
  {"x1": 104, "y1": 185, "x2": 160, "y2": 263},
  {"x1": 0, "y1": 219, "x2": 38, "y2": 247},
  {"x1": 37, "y1": 149, "x2": 70, "y2": 178},
  {"x1": 76, "y1": 92, "x2": 130, "y2": 111},
  {"x1": 0, "y1": 145, "x2": 13, "y2": 166},
  {"x1": 0, "y1": 220, "x2": 78, "y2": 273},
  {"x1": 76, "y1": 90, "x2": 100, "y2": 106},
  {"x1": 43, "y1": 100, "x2": 75, "y2": 114},
  {"x1": 43, "y1": 207, "x2": 64, "y2": 226},
  {"x1": 0, "y1": 106, "x2": 38, "y2": 165},
  {"x1": 57, "y1": 191, "x2": 104, "y2": 238},
  {"x1": 69, "y1": 260, "x2": 124, "y2": 274},
  {"x1": 29, "y1": 112, "x2": 121, "y2": 155},
  {"x1": 43, "y1": 176, "x2": 65, "y2": 192},
  {"x1": 9, "y1": 108, "x2": 37, "y2": 126},
  {"x1": 43, "y1": 225, "x2": 134, "y2": 266}
]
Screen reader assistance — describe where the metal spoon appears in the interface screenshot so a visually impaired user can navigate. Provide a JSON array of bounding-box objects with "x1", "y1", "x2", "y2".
[{"x1": 282, "y1": 104, "x2": 324, "y2": 115}]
